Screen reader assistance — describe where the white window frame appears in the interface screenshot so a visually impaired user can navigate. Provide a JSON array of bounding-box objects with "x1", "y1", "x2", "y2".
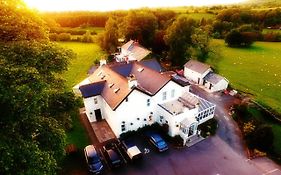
[
  {"x1": 171, "y1": 89, "x2": 175, "y2": 98},
  {"x1": 162, "y1": 91, "x2": 167, "y2": 101}
]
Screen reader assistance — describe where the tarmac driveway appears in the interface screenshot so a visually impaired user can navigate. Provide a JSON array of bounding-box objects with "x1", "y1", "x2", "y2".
[{"x1": 106, "y1": 136, "x2": 275, "y2": 175}]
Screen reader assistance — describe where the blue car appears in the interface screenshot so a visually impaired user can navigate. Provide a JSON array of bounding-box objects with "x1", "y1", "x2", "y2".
[
  {"x1": 146, "y1": 133, "x2": 168, "y2": 152},
  {"x1": 84, "y1": 145, "x2": 104, "y2": 174}
]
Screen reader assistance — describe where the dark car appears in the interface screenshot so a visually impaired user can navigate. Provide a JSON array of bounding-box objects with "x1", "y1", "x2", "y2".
[
  {"x1": 146, "y1": 133, "x2": 168, "y2": 152},
  {"x1": 84, "y1": 145, "x2": 104, "y2": 174},
  {"x1": 102, "y1": 143, "x2": 123, "y2": 168}
]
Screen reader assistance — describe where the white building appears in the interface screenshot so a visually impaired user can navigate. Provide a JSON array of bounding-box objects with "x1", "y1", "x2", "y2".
[
  {"x1": 76, "y1": 59, "x2": 215, "y2": 145},
  {"x1": 184, "y1": 60, "x2": 229, "y2": 92},
  {"x1": 115, "y1": 40, "x2": 151, "y2": 62}
]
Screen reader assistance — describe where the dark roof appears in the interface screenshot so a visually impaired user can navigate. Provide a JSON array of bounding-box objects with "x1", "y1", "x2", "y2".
[
  {"x1": 79, "y1": 81, "x2": 105, "y2": 98},
  {"x1": 172, "y1": 75, "x2": 190, "y2": 87},
  {"x1": 139, "y1": 59, "x2": 165, "y2": 72},
  {"x1": 109, "y1": 62, "x2": 133, "y2": 77},
  {"x1": 184, "y1": 60, "x2": 210, "y2": 74},
  {"x1": 82, "y1": 60, "x2": 171, "y2": 110},
  {"x1": 88, "y1": 65, "x2": 98, "y2": 75},
  {"x1": 204, "y1": 72, "x2": 227, "y2": 84}
]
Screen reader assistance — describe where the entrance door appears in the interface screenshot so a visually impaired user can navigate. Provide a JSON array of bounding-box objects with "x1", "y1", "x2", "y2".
[
  {"x1": 94, "y1": 109, "x2": 102, "y2": 122},
  {"x1": 209, "y1": 83, "x2": 213, "y2": 90}
]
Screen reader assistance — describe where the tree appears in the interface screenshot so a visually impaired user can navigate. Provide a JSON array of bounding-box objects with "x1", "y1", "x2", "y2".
[
  {"x1": 225, "y1": 29, "x2": 254, "y2": 47},
  {"x1": 0, "y1": 0, "x2": 48, "y2": 42},
  {"x1": 0, "y1": 0, "x2": 77, "y2": 174},
  {"x1": 191, "y1": 28, "x2": 210, "y2": 61},
  {"x1": 98, "y1": 17, "x2": 119, "y2": 53},
  {"x1": 119, "y1": 11, "x2": 158, "y2": 48},
  {"x1": 248, "y1": 125, "x2": 274, "y2": 152},
  {"x1": 164, "y1": 15, "x2": 196, "y2": 66}
]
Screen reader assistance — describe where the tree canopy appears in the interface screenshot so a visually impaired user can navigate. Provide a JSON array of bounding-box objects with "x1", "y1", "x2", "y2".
[{"x1": 0, "y1": 0, "x2": 77, "y2": 174}]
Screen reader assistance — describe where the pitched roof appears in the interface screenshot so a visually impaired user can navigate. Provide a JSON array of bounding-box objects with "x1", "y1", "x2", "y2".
[
  {"x1": 139, "y1": 58, "x2": 165, "y2": 72},
  {"x1": 184, "y1": 60, "x2": 210, "y2": 74},
  {"x1": 79, "y1": 81, "x2": 105, "y2": 98},
  {"x1": 204, "y1": 72, "x2": 228, "y2": 84},
  {"x1": 121, "y1": 40, "x2": 151, "y2": 61},
  {"x1": 81, "y1": 61, "x2": 171, "y2": 110}
]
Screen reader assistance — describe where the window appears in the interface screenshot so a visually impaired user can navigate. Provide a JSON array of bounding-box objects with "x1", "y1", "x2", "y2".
[
  {"x1": 130, "y1": 123, "x2": 133, "y2": 126},
  {"x1": 94, "y1": 98, "x2": 98, "y2": 104},
  {"x1": 162, "y1": 91, "x2": 167, "y2": 101},
  {"x1": 147, "y1": 99, "x2": 151, "y2": 106},
  {"x1": 171, "y1": 89, "x2": 175, "y2": 98},
  {"x1": 137, "y1": 118, "x2": 140, "y2": 120},
  {"x1": 121, "y1": 123, "x2": 126, "y2": 132},
  {"x1": 144, "y1": 118, "x2": 147, "y2": 121}
]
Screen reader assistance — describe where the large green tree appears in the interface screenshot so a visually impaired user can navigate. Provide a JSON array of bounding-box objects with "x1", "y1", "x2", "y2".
[
  {"x1": 164, "y1": 16, "x2": 196, "y2": 66},
  {"x1": 165, "y1": 15, "x2": 210, "y2": 66},
  {"x1": 0, "y1": 0, "x2": 77, "y2": 174},
  {"x1": 119, "y1": 11, "x2": 158, "y2": 48},
  {"x1": 98, "y1": 17, "x2": 119, "y2": 53}
]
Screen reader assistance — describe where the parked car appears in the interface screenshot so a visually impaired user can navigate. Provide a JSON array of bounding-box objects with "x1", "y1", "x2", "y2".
[
  {"x1": 121, "y1": 139, "x2": 143, "y2": 161},
  {"x1": 145, "y1": 132, "x2": 168, "y2": 152},
  {"x1": 102, "y1": 142, "x2": 123, "y2": 168},
  {"x1": 84, "y1": 145, "x2": 104, "y2": 174}
]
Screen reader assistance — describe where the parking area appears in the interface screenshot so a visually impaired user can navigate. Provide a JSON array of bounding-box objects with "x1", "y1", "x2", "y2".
[{"x1": 89, "y1": 134, "x2": 279, "y2": 175}]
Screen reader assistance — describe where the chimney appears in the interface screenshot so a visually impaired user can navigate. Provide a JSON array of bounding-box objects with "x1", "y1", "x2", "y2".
[
  {"x1": 99, "y1": 59, "x2": 107, "y2": 66},
  {"x1": 128, "y1": 74, "x2": 137, "y2": 89}
]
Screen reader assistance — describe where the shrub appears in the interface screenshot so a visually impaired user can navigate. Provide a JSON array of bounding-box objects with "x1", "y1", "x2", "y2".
[
  {"x1": 58, "y1": 33, "x2": 71, "y2": 41},
  {"x1": 198, "y1": 118, "x2": 218, "y2": 138}
]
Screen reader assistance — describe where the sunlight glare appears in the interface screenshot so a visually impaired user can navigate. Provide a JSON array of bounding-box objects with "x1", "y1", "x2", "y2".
[{"x1": 23, "y1": 0, "x2": 246, "y2": 12}]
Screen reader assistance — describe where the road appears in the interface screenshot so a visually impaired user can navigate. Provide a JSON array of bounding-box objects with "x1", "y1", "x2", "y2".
[{"x1": 190, "y1": 85, "x2": 281, "y2": 175}]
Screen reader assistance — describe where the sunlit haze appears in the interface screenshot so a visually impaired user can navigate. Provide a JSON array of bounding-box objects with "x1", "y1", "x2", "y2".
[{"x1": 23, "y1": 0, "x2": 246, "y2": 12}]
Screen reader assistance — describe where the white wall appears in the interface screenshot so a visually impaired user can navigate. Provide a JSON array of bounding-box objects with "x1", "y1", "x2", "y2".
[
  {"x1": 184, "y1": 67, "x2": 211, "y2": 84},
  {"x1": 212, "y1": 79, "x2": 229, "y2": 92},
  {"x1": 83, "y1": 95, "x2": 105, "y2": 122},
  {"x1": 156, "y1": 104, "x2": 199, "y2": 137},
  {"x1": 106, "y1": 80, "x2": 185, "y2": 137}
]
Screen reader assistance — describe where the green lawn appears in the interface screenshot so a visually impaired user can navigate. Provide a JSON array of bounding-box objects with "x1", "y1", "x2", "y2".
[
  {"x1": 207, "y1": 39, "x2": 281, "y2": 154},
  {"x1": 59, "y1": 42, "x2": 106, "y2": 89},
  {"x1": 186, "y1": 13, "x2": 215, "y2": 20},
  {"x1": 58, "y1": 42, "x2": 106, "y2": 149},
  {"x1": 208, "y1": 39, "x2": 281, "y2": 113},
  {"x1": 262, "y1": 28, "x2": 281, "y2": 34}
]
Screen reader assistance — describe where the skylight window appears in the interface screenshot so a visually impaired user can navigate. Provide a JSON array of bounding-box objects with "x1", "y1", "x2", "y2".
[
  {"x1": 137, "y1": 67, "x2": 144, "y2": 72},
  {"x1": 101, "y1": 75, "x2": 105, "y2": 79},
  {"x1": 98, "y1": 71, "x2": 103, "y2": 76},
  {"x1": 108, "y1": 83, "x2": 114, "y2": 88},
  {"x1": 114, "y1": 88, "x2": 120, "y2": 93}
]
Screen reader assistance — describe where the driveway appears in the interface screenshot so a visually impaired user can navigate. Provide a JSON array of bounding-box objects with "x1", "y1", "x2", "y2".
[
  {"x1": 105, "y1": 136, "x2": 279, "y2": 175},
  {"x1": 190, "y1": 85, "x2": 244, "y2": 154}
]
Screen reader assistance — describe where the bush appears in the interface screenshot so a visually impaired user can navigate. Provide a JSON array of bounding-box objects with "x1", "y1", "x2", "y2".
[
  {"x1": 225, "y1": 29, "x2": 254, "y2": 47},
  {"x1": 49, "y1": 33, "x2": 59, "y2": 41},
  {"x1": 198, "y1": 118, "x2": 218, "y2": 138},
  {"x1": 58, "y1": 33, "x2": 71, "y2": 41}
]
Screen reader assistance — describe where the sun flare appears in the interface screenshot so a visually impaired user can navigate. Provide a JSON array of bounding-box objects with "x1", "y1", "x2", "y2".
[{"x1": 23, "y1": 0, "x2": 246, "y2": 12}]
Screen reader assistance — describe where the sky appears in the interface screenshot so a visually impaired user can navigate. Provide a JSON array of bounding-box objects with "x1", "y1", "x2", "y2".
[{"x1": 23, "y1": 0, "x2": 246, "y2": 12}]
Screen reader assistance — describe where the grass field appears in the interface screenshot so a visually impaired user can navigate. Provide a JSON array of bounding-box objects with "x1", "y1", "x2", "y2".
[
  {"x1": 58, "y1": 42, "x2": 106, "y2": 149},
  {"x1": 263, "y1": 28, "x2": 281, "y2": 34},
  {"x1": 59, "y1": 42, "x2": 106, "y2": 89},
  {"x1": 186, "y1": 13, "x2": 215, "y2": 20},
  {"x1": 207, "y1": 39, "x2": 281, "y2": 154},
  {"x1": 208, "y1": 39, "x2": 281, "y2": 113}
]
